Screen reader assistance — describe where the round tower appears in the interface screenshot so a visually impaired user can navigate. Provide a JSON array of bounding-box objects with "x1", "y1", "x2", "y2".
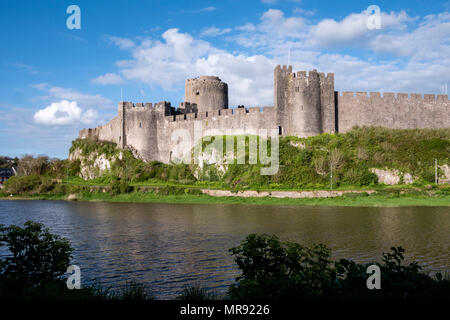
[
  {"x1": 184, "y1": 76, "x2": 228, "y2": 113},
  {"x1": 289, "y1": 70, "x2": 322, "y2": 137}
]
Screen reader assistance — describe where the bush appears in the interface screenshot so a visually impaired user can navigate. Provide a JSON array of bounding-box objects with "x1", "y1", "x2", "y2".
[
  {"x1": 176, "y1": 285, "x2": 217, "y2": 300},
  {"x1": 228, "y1": 234, "x2": 450, "y2": 300},
  {"x1": 0, "y1": 221, "x2": 73, "y2": 286},
  {"x1": 37, "y1": 177, "x2": 57, "y2": 193},
  {"x1": 110, "y1": 177, "x2": 131, "y2": 195},
  {"x1": 65, "y1": 127, "x2": 450, "y2": 189},
  {"x1": 114, "y1": 281, "x2": 153, "y2": 300},
  {"x1": 228, "y1": 234, "x2": 336, "y2": 300},
  {"x1": 0, "y1": 221, "x2": 154, "y2": 300},
  {"x1": 67, "y1": 159, "x2": 81, "y2": 176},
  {"x1": 3, "y1": 175, "x2": 41, "y2": 194}
]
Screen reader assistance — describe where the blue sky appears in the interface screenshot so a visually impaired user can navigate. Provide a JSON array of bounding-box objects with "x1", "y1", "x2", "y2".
[{"x1": 1, "y1": 0, "x2": 449, "y2": 158}]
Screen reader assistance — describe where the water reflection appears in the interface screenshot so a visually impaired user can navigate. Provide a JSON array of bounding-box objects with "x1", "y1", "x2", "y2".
[{"x1": 0, "y1": 200, "x2": 449, "y2": 299}]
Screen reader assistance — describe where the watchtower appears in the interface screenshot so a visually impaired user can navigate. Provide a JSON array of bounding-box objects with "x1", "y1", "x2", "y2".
[
  {"x1": 184, "y1": 76, "x2": 228, "y2": 113},
  {"x1": 274, "y1": 65, "x2": 335, "y2": 137}
]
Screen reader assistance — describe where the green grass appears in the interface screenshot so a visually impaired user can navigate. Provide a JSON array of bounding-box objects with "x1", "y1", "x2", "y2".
[
  {"x1": 67, "y1": 127, "x2": 450, "y2": 190},
  {"x1": 5, "y1": 190, "x2": 449, "y2": 207},
  {"x1": 3, "y1": 127, "x2": 449, "y2": 207}
]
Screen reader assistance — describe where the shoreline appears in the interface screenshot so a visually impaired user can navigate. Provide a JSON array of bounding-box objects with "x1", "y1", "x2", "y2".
[{"x1": 2, "y1": 191, "x2": 450, "y2": 207}]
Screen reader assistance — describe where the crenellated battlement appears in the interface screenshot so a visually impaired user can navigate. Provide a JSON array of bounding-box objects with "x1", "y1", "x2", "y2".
[
  {"x1": 319, "y1": 72, "x2": 334, "y2": 82},
  {"x1": 275, "y1": 64, "x2": 293, "y2": 73},
  {"x1": 164, "y1": 106, "x2": 275, "y2": 122},
  {"x1": 118, "y1": 101, "x2": 175, "y2": 109},
  {"x1": 338, "y1": 92, "x2": 449, "y2": 102}
]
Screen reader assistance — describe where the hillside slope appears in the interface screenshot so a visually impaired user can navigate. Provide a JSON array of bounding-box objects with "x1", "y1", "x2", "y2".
[{"x1": 68, "y1": 126, "x2": 450, "y2": 189}]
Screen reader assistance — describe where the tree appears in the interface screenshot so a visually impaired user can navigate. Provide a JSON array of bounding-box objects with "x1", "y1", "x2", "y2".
[
  {"x1": 0, "y1": 221, "x2": 73, "y2": 286},
  {"x1": 17, "y1": 155, "x2": 49, "y2": 176},
  {"x1": 228, "y1": 234, "x2": 336, "y2": 300},
  {"x1": 228, "y1": 234, "x2": 450, "y2": 300}
]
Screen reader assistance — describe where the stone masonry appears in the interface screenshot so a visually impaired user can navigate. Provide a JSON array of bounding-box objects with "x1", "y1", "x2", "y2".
[{"x1": 78, "y1": 65, "x2": 450, "y2": 163}]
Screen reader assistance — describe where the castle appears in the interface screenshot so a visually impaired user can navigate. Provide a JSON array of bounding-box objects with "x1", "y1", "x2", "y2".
[{"x1": 78, "y1": 65, "x2": 449, "y2": 163}]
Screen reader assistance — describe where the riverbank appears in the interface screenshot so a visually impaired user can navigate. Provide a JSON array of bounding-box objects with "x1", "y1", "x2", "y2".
[{"x1": 2, "y1": 189, "x2": 450, "y2": 207}]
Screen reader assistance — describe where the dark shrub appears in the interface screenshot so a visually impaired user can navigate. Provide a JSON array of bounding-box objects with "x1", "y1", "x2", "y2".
[
  {"x1": 228, "y1": 234, "x2": 450, "y2": 300},
  {"x1": 110, "y1": 177, "x2": 131, "y2": 195},
  {"x1": 0, "y1": 221, "x2": 73, "y2": 286},
  {"x1": 3, "y1": 175, "x2": 41, "y2": 194},
  {"x1": 228, "y1": 234, "x2": 336, "y2": 300}
]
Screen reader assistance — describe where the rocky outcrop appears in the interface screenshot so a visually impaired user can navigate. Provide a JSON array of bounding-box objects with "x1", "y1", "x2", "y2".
[
  {"x1": 370, "y1": 168, "x2": 414, "y2": 185},
  {"x1": 201, "y1": 189, "x2": 375, "y2": 198},
  {"x1": 439, "y1": 164, "x2": 450, "y2": 179},
  {"x1": 69, "y1": 148, "x2": 120, "y2": 180},
  {"x1": 192, "y1": 142, "x2": 229, "y2": 180}
]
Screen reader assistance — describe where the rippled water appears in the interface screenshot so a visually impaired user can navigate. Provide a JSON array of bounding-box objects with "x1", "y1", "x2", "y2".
[{"x1": 0, "y1": 200, "x2": 449, "y2": 299}]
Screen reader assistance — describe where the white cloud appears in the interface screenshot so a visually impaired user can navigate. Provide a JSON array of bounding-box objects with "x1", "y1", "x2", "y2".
[
  {"x1": 33, "y1": 100, "x2": 98, "y2": 126},
  {"x1": 292, "y1": 7, "x2": 315, "y2": 16},
  {"x1": 198, "y1": 6, "x2": 216, "y2": 12},
  {"x1": 108, "y1": 36, "x2": 135, "y2": 50},
  {"x1": 184, "y1": 6, "x2": 217, "y2": 14},
  {"x1": 116, "y1": 28, "x2": 216, "y2": 90},
  {"x1": 82, "y1": 109, "x2": 99, "y2": 124},
  {"x1": 232, "y1": 9, "x2": 307, "y2": 51},
  {"x1": 45, "y1": 86, "x2": 114, "y2": 110},
  {"x1": 31, "y1": 85, "x2": 113, "y2": 127},
  {"x1": 9, "y1": 62, "x2": 40, "y2": 74},
  {"x1": 94, "y1": 9, "x2": 450, "y2": 108},
  {"x1": 30, "y1": 82, "x2": 49, "y2": 90},
  {"x1": 111, "y1": 28, "x2": 275, "y2": 105},
  {"x1": 260, "y1": 9, "x2": 305, "y2": 38},
  {"x1": 91, "y1": 73, "x2": 124, "y2": 85},
  {"x1": 200, "y1": 27, "x2": 232, "y2": 37},
  {"x1": 309, "y1": 10, "x2": 411, "y2": 48},
  {"x1": 369, "y1": 12, "x2": 450, "y2": 58},
  {"x1": 236, "y1": 23, "x2": 257, "y2": 32}
]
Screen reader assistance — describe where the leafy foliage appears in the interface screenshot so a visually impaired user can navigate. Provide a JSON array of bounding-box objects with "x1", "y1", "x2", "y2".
[
  {"x1": 176, "y1": 285, "x2": 218, "y2": 300},
  {"x1": 4, "y1": 127, "x2": 449, "y2": 196},
  {"x1": 0, "y1": 221, "x2": 154, "y2": 300},
  {"x1": 0, "y1": 221, "x2": 73, "y2": 286},
  {"x1": 228, "y1": 234, "x2": 450, "y2": 300}
]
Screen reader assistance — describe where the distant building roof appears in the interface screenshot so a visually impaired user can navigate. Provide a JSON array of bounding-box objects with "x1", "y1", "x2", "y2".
[{"x1": 0, "y1": 168, "x2": 15, "y2": 178}]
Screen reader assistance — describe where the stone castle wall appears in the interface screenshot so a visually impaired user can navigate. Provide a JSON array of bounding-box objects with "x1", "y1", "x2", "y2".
[
  {"x1": 336, "y1": 92, "x2": 449, "y2": 132},
  {"x1": 78, "y1": 65, "x2": 449, "y2": 164},
  {"x1": 159, "y1": 106, "x2": 276, "y2": 163}
]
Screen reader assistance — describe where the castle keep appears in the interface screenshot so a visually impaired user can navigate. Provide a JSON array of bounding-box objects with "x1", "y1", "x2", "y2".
[{"x1": 78, "y1": 65, "x2": 450, "y2": 163}]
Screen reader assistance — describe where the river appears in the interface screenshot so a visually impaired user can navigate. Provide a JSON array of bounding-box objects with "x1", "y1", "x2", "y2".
[{"x1": 0, "y1": 200, "x2": 449, "y2": 299}]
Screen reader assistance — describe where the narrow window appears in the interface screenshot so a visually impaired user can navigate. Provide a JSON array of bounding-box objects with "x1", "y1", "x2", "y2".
[
  {"x1": 196, "y1": 91, "x2": 200, "y2": 95},
  {"x1": 278, "y1": 126, "x2": 282, "y2": 135},
  {"x1": 139, "y1": 122, "x2": 142, "y2": 128}
]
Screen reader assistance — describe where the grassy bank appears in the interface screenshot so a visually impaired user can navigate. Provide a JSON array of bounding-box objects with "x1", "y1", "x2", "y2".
[
  {"x1": 65, "y1": 127, "x2": 450, "y2": 190},
  {"x1": 2, "y1": 126, "x2": 449, "y2": 207},
  {"x1": 2, "y1": 189, "x2": 450, "y2": 207}
]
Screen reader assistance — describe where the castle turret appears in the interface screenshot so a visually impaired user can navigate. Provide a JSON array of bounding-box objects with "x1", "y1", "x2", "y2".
[
  {"x1": 290, "y1": 69, "x2": 322, "y2": 136},
  {"x1": 184, "y1": 76, "x2": 228, "y2": 113},
  {"x1": 274, "y1": 65, "x2": 292, "y2": 135},
  {"x1": 274, "y1": 65, "x2": 335, "y2": 137}
]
